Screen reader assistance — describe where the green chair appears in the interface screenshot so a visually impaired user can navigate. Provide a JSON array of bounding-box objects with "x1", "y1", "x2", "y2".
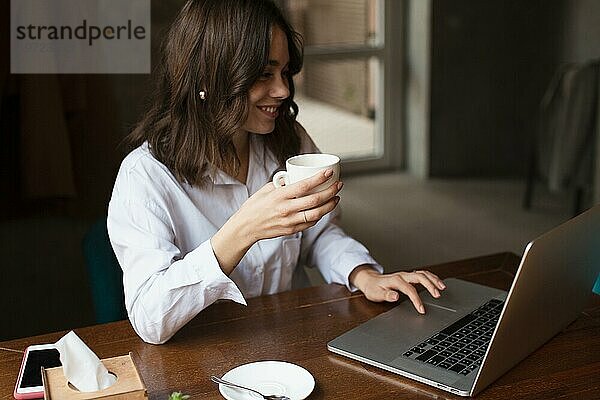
[{"x1": 82, "y1": 218, "x2": 127, "y2": 323}]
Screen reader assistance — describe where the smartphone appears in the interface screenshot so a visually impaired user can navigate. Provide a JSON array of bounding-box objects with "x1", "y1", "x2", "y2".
[{"x1": 14, "y1": 344, "x2": 62, "y2": 399}]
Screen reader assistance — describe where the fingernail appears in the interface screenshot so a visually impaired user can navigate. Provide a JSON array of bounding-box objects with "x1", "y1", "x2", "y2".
[
  {"x1": 337, "y1": 181, "x2": 343, "y2": 190},
  {"x1": 419, "y1": 305, "x2": 425, "y2": 314},
  {"x1": 324, "y1": 168, "x2": 333, "y2": 178},
  {"x1": 390, "y1": 292, "x2": 399, "y2": 301},
  {"x1": 440, "y1": 282, "x2": 446, "y2": 289},
  {"x1": 434, "y1": 290, "x2": 440, "y2": 298}
]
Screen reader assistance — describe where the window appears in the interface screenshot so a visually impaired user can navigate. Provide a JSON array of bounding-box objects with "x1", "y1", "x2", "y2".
[{"x1": 282, "y1": 0, "x2": 401, "y2": 172}]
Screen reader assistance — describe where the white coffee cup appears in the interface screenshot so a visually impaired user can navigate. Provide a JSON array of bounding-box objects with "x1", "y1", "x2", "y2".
[{"x1": 273, "y1": 153, "x2": 340, "y2": 193}]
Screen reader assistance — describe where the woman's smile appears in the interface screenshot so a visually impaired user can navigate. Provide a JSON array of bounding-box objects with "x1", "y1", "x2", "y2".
[{"x1": 257, "y1": 104, "x2": 280, "y2": 119}]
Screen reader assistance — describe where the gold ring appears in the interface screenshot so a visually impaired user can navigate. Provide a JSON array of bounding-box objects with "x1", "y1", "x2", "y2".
[{"x1": 303, "y1": 211, "x2": 308, "y2": 223}]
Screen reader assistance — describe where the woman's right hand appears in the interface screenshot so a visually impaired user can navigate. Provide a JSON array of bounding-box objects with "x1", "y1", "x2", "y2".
[
  {"x1": 211, "y1": 168, "x2": 343, "y2": 274},
  {"x1": 241, "y1": 168, "x2": 342, "y2": 241}
]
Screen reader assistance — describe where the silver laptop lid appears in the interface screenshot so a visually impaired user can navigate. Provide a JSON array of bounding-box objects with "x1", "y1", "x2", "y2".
[{"x1": 472, "y1": 205, "x2": 600, "y2": 396}]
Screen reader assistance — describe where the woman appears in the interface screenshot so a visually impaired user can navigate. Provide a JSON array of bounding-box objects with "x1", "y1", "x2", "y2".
[{"x1": 108, "y1": 0, "x2": 446, "y2": 344}]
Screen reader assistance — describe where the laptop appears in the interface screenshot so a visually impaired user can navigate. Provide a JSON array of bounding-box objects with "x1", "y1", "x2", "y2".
[{"x1": 328, "y1": 204, "x2": 600, "y2": 396}]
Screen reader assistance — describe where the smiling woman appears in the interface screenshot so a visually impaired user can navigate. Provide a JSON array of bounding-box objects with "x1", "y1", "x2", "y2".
[{"x1": 107, "y1": 0, "x2": 445, "y2": 345}]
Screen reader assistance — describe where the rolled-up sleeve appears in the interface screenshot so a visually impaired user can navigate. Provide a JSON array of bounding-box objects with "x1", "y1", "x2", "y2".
[{"x1": 107, "y1": 172, "x2": 245, "y2": 345}]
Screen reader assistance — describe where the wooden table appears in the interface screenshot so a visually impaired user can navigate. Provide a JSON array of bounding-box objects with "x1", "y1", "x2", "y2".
[{"x1": 1, "y1": 253, "x2": 599, "y2": 399}]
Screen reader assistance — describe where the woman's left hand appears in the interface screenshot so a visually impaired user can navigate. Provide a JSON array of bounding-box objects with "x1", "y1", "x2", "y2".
[{"x1": 349, "y1": 266, "x2": 446, "y2": 314}]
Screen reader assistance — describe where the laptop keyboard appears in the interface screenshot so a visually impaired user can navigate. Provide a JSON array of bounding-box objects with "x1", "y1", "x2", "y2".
[{"x1": 403, "y1": 299, "x2": 504, "y2": 376}]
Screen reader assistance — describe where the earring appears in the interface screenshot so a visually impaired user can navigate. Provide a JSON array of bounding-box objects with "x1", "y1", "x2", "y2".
[{"x1": 199, "y1": 90, "x2": 206, "y2": 100}]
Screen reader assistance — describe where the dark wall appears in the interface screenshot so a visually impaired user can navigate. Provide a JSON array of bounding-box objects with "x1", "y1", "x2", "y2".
[
  {"x1": 429, "y1": 0, "x2": 566, "y2": 177},
  {"x1": 0, "y1": 0, "x2": 183, "y2": 221},
  {"x1": 0, "y1": 0, "x2": 184, "y2": 341}
]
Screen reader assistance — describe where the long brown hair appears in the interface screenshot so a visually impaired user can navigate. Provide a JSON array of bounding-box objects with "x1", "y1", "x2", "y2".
[{"x1": 127, "y1": 0, "x2": 303, "y2": 185}]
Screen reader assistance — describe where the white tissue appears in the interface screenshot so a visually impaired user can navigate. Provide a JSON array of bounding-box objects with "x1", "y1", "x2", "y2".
[{"x1": 55, "y1": 331, "x2": 116, "y2": 392}]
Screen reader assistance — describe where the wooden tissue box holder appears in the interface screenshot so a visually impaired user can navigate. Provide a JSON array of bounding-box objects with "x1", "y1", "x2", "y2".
[{"x1": 41, "y1": 352, "x2": 147, "y2": 399}]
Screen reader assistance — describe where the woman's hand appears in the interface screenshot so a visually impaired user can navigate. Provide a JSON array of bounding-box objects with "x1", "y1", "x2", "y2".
[
  {"x1": 349, "y1": 266, "x2": 446, "y2": 314},
  {"x1": 240, "y1": 168, "x2": 342, "y2": 242},
  {"x1": 211, "y1": 168, "x2": 342, "y2": 274}
]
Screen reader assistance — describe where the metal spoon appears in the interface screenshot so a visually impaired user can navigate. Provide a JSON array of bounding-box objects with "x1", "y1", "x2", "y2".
[{"x1": 210, "y1": 375, "x2": 291, "y2": 400}]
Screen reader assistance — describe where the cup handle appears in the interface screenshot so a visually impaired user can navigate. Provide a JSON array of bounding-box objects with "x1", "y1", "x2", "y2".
[{"x1": 273, "y1": 170, "x2": 289, "y2": 188}]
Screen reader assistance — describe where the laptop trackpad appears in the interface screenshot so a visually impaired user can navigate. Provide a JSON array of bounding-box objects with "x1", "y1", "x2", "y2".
[
  {"x1": 332, "y1": 299, "x2": 461, "y2": 365},
  {"x1": 361, "y1": 298, "x2": 460, "y2": 346}
]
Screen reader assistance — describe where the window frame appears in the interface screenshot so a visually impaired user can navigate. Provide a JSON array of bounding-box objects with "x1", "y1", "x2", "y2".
[{"x1": 296, "y1": 0, "x2": 405, "y2": 174}]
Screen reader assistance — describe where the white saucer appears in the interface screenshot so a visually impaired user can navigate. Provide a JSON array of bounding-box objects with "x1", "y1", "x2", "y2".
[{"x1": 218, "y1": 361, "x2": 315, "y2": 400}]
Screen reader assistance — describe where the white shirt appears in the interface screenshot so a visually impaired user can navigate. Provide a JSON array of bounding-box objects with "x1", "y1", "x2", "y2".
[{"x1": 107, "y1": 129, "x2": 381, "y2": 344}]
